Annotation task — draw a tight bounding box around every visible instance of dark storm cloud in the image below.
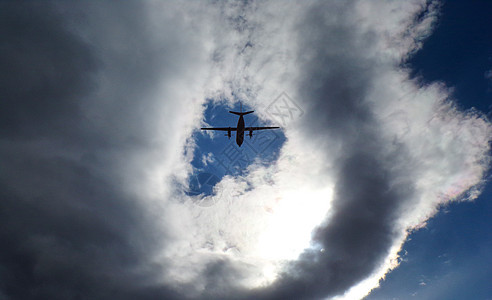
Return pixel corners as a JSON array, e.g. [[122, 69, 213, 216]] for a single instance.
[[0, 2, 182, 299], [0, 2, 97, 139], [0, 150, 181, 299]]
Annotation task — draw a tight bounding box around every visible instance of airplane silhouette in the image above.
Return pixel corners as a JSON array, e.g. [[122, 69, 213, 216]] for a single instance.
[[201, 104, 279, 147]]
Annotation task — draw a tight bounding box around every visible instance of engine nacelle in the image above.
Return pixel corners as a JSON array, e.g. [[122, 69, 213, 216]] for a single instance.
[[249, 130, 253, 138], [228, 128, 232, 139]]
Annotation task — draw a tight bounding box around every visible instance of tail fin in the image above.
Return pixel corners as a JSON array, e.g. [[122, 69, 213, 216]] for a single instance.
[[229, 111, 254, 116]]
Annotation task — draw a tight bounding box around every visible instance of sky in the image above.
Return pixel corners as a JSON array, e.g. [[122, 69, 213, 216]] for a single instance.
[[366, 1, 492, 299], [0, 1, 490, 300]]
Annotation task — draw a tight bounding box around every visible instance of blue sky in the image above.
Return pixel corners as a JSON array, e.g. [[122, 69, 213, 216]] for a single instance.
[[189, 100, 285, 198], [367, 188, 492, 299], [367, 2, 492, 299], [410, 1, 492, 114]]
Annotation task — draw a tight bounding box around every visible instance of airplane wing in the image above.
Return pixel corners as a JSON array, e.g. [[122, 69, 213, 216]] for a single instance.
[[244, 127, 280, 131], [201, 127, 237, 131]]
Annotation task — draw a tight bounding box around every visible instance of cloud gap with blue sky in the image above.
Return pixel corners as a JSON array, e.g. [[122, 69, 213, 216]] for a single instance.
[[186, 98, 286, 205]]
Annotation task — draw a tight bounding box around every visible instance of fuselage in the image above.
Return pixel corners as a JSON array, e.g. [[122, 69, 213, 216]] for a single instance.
[[236, 115, 245, 146]]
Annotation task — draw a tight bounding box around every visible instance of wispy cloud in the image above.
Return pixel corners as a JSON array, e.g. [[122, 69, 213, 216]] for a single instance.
[[485, 70, 492, 81]]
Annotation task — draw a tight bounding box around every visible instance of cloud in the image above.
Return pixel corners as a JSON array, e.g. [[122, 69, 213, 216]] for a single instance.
[[0, 1, 209, 299], [486, 70, 492, 81], [0, 2, 97, 139], [0, 1, 490, 300]]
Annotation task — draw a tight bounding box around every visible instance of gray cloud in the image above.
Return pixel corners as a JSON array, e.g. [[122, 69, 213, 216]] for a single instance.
[[0, 2, 183, 299], [0, 2, 97, 139], [0, 154, 180, 299], [0, 1, 490, 300], [234, 3, 417, 299]]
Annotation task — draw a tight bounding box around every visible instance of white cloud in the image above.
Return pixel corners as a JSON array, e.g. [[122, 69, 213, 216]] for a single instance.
[[201, 153, 215, 166]]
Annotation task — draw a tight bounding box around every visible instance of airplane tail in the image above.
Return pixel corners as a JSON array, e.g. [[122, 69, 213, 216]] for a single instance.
[[229, 102, 253, 116], [229, 111, 254, 116]]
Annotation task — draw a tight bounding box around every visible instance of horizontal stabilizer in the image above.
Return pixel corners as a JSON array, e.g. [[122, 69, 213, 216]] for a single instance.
[[229, 111, 254, 116]]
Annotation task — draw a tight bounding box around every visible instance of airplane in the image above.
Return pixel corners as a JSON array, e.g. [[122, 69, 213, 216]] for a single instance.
[[201, 104, 280, 147]]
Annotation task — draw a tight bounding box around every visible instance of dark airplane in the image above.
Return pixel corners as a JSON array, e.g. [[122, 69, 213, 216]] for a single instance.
[[201, 104, 279, 147]]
